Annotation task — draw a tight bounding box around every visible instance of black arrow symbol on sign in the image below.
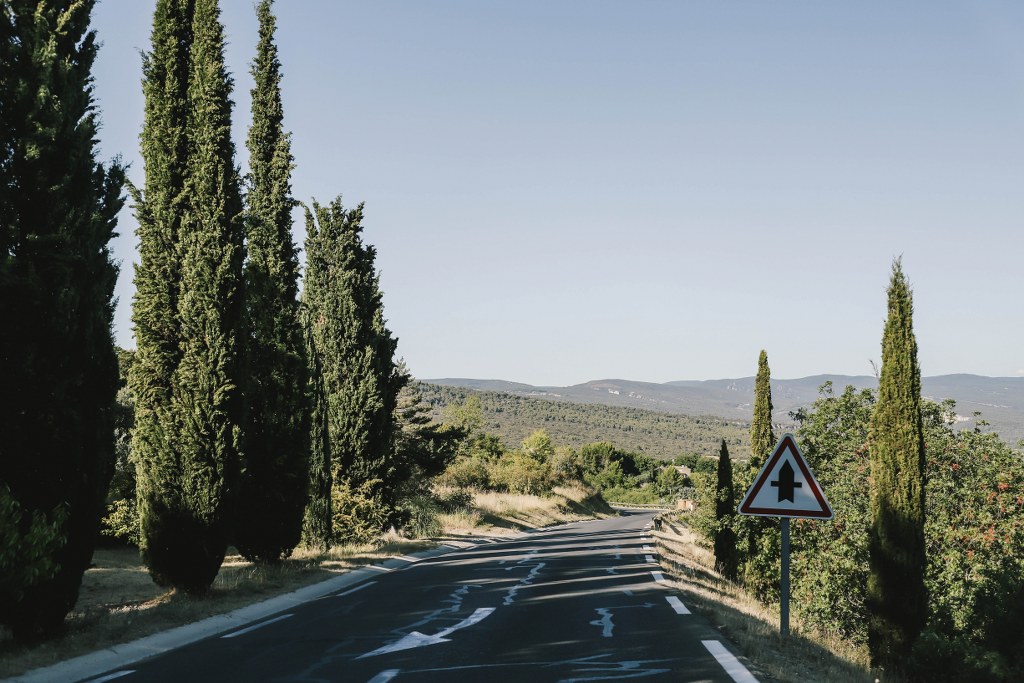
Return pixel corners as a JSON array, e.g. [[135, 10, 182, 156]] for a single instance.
[[771, 461, 802, 503]]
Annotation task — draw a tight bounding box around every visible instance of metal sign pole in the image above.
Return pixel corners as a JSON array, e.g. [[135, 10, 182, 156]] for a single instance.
[[780, 517, 790, 636]]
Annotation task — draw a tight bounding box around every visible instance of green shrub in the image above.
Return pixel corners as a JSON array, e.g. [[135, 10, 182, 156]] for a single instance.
[[331, 479, 392, 544], [0, 485, 66, 602], [488, 452, 552, 495], [437, 455, 491, 489]]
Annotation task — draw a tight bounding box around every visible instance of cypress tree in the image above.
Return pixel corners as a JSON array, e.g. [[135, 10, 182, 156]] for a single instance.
[[0, 0, 125, 640], [713, 440, 739, 581], [741, 349, 777, 596], [302, 199, 402, 540], [750, 349, 775, 472], [867, 259, 927, 667], [132, 0, 243, 593], [234, 0, 309, 563]]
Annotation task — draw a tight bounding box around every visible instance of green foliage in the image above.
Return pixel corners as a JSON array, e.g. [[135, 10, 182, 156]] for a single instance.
[[235, 0, 309, 565], [914, 406, 1024, 680], [437, 455, 492, 490], [868, 259, 927, 667], [783, 381, 1024, 681], [132, 0, 244, 594], [0, 0, 124, 640], [331, 479, 393, 545], [788, 382, 874, 644], [302, 198, 403, 541], [750, 350, 776, 472], [713, 440, 739, 581], [738, 349, 777, 598], [488, 455, 551, 496], [100, 349, 139, 545], [0, 486, 67, 604]]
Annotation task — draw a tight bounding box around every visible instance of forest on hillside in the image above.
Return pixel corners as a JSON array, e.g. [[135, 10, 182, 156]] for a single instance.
[[419, 383, 751, 461]]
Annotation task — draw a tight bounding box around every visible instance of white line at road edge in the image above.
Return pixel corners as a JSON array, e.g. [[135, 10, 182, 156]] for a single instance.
[[84, 672, 135, 683], [367, 669, 400, 683], [651, 571, 667, 583], [220, 613, 293, 639], [336, 581, 377, 597], [665, 596, 691, 615], [703, 640, 759, 683]]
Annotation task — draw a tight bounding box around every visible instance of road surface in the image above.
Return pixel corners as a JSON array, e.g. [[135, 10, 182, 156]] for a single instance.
[[82, 512, 758, 682]]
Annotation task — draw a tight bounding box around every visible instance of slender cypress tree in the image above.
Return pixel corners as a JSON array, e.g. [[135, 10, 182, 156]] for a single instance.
[[0, 0, 125, 640], [302, 199, 401, 540], [750, 350, 775, 472], [132, 0, 243, 593], [713, 440, 739, 581], [740, 349, 777, 596], [235, 0, 309, 563], [867, 259, 927, 667]]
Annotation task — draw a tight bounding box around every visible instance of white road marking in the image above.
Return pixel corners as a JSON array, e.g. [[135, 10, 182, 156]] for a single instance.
[[645, 555, 655, 564], [504, 562, 545, 605], [336, 581, 376, 597], [367, 669, 400, 683], [359, 608, 496, 659], [590, 608, 614, 638], [651, 571, 667, 583], [84, 672, 135, 683], [642, 545, 654, 552], [703, 640, 759, 682], [605, 567, 618, 575], [665, 596, 691, 615], [220, 613, 293, 638]]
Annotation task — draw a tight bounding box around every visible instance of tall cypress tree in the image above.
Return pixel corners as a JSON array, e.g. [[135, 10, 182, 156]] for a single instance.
[[750, 349, 775, 472], [867, 259, 927, 667], [302, 199, 402, 540], [132, 0, 243, 593], [740, 349, 777, 596], [235, 0, 309, 563], [713, 439, 739, 581], [0, 0, 125, 640]]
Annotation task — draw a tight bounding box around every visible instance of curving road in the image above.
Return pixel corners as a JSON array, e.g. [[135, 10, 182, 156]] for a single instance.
[[81, 512, 759, 683]]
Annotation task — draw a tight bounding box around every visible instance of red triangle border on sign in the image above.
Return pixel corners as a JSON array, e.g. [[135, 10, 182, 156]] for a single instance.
[[738, 434, 833, 519]]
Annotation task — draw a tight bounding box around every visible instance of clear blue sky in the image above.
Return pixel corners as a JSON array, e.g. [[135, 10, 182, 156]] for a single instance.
[[91, 1, 1024, 386]]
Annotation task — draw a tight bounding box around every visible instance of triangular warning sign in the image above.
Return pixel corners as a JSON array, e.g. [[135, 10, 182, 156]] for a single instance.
[[738, 434, 833, 519]]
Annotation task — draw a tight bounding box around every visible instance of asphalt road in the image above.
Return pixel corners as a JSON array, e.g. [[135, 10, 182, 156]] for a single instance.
[[82, 512, 758, 683]]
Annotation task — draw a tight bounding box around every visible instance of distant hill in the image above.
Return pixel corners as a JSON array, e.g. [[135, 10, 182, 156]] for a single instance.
[[427, 374, 1024, 447], [418, 383, 752, 461]]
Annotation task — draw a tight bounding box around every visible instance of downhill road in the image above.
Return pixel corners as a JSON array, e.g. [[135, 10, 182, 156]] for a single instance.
[[82, 512, 759, 683]]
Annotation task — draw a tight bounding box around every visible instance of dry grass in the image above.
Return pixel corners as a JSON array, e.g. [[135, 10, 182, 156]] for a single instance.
[[440, 485, 613, 536], [653, 513, 877, 683], [0, 538, 433, 680]]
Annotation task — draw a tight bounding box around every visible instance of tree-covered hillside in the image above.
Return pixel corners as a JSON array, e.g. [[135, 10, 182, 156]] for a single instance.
[[419, 384, 751, 460]]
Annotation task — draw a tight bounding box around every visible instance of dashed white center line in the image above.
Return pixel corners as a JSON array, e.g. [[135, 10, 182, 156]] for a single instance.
[[645, 554, 656, 564], [221, 613, 293, 639], [703, 640, 759, 682], [665, 595, 691, 615], [367, 669, 400, 683]]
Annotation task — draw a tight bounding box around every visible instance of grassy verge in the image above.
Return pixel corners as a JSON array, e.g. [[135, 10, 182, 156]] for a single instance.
[[0, 485, 612, 679], [439, 484, 615, 536], [652, 512, 875, 683]]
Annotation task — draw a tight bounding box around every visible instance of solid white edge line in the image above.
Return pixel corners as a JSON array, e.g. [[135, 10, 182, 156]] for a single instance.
[[651, 571, 667, 583], [645, 555, 655, 564], [336, 581, 377, 597], [665, 595, 691, 615], [367, 669, 401, 683], [702, 639, 759, 683], [84, 672, 135, 683], [220, 613, 293, 639]]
